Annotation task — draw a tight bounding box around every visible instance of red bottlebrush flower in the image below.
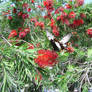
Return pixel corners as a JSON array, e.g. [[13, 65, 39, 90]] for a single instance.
[[62, 12, 67, 17], [30, 18, 37, 22], [35, 55, 49, 67], [37, 5, 41, 8], [73, 19, 84, 26], [13, 8, 17, 13], [39, 22, 44, 29], [55, 9, 59, 14], [57, 16, 61, 21], [69, 24, 75, 28], [46, 50, 58, 59], [73, 20, 78, 26], [80, 13, 86, 18], [52, 28, 59, 37], [52, 26, 59, 36], [35, 21, 44, 29], [18, 27, 22, 31], [69, 19, 84, 28], [44, 15, 48, 19], [87, 28, 92, 38], [60, 14, 69, 25], [18, 12, 22, 16], [19, 31, 26, 38], [59, 7, 64, 12], [8, 10, 11, 13], [63, 19, 70, 25], [44, 12, 52, 19], [69, 11, 76, 18], [35, 21, 39, 27], [43, 0, 54, 12], [8, 16, 12, 20], [36, 43, 41, 48], [76, 0, 84, 6], [27, 8, 31, 12], [61, 14, 64, 21], [65, 4, 72, 9], [50, 19, 55, 28], [31, 0, 35, 3], [43, 1, 47, 6], [22, 13, 29, 19], [55, 7, 64, 14], [24, 28, 30, 34], [79, 19, 84, 24], [27, 44, 34, 49], [22, 3, 28, 9], [35, 49, 58, 68], [35, 71, 42, 81], [67, 47, 74, 53], [37, 49, 46, 54], [8, 30, 17, 39]]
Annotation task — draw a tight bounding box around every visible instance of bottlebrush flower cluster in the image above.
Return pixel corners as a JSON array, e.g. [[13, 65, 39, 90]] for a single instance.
[[43, 0, 54, 12], [66, 47, 74, 53], [27, 43, 34, 49], [7, 2, 31, 20], [34, 49, 58, 68], [87, 28, 92, 38], [5, 0, 86, 40], [35, 21, 44, 30], [50, 19, 59, 36], [8, 30, 17, 39], [30, 18, 44, 30], [42, 0, 85, 37], [75, 0, 84, 7], [8, 28, 30, 39], [69, 19, 84, 28], [6, 1, 33, 40], [3, 0, 88, 54], [55, 7, 85, 28]]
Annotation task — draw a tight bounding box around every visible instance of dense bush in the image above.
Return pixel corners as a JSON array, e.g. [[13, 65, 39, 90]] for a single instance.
[[0, 0, 92, 92]]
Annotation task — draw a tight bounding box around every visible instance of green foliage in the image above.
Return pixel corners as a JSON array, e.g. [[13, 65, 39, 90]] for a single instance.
[[0, 0, 92, 92]]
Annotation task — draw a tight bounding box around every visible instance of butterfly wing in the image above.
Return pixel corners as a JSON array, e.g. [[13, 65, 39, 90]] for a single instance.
[[50, 40, 60, 51], [60, 33, 72, 44], [46, 31, 72, 51], [46, 30, 54, 40], [55, 42, 61, 50], [46, 30, 61, 51]]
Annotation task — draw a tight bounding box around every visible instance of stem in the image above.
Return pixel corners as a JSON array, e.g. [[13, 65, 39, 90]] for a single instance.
[[2, 68, 7, 92], [0, 34, 12, 46]]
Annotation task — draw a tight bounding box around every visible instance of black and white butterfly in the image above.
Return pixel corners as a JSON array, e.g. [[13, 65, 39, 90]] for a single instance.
[[46, 30, 72, 51]]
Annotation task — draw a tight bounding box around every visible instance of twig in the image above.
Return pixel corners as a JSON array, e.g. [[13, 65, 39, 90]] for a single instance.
[[86, 74, 92, 86], [0, 34, 12, 46], [79, 69, 89, 92]]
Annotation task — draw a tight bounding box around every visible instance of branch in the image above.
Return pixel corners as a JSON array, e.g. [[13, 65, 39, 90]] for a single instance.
[[79, 69, 89, 92], [0, 34, 12, 46]]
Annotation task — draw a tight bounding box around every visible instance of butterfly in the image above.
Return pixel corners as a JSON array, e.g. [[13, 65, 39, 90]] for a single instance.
[[46, 30, 72, 51]]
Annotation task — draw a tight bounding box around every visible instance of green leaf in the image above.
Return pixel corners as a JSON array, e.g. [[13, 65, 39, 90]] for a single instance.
[[59, 52, 69, 62], [82, 84, 88, 92], [25, 48, 38, 53], [88, 48, 92, 57]]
